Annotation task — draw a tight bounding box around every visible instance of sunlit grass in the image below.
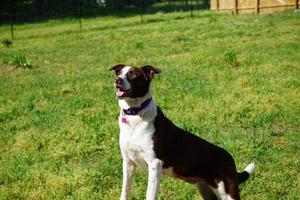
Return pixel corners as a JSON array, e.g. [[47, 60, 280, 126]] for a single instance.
[[0, 10, 299, 199]]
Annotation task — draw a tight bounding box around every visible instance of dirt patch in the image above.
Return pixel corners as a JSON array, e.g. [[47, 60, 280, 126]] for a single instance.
[[272, 136, 287, 145], [0, 64, 24, 73]]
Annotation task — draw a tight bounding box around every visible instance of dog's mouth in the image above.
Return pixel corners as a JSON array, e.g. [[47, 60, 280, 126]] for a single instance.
[[116, 85, 131, 98]]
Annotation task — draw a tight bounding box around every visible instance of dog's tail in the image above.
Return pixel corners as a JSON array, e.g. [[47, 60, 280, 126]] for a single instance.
[[238, 162, 255, 184]]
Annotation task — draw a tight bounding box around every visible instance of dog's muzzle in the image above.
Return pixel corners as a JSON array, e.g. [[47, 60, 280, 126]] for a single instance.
[[115, 77, 131, 98]]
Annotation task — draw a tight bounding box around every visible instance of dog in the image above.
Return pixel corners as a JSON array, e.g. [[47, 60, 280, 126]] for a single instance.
[[110, 64, 255, 200]]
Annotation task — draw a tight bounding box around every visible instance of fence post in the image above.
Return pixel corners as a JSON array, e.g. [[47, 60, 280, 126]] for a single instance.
[[79, 0, 82, 31], [10, 0, 15, 39], [141, 0, 144, 23], [10, 23, 14, 39], [59, 0, 62, 17], [256, 0, 260, 14], [190, 0, 194, 18], [233, 0, 238, 14], [296, 0, 299, 9], [216, 0, 219, 11]]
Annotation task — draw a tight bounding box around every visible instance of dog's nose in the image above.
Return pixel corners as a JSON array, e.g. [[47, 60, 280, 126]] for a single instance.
[[115, 77, 123, 85]]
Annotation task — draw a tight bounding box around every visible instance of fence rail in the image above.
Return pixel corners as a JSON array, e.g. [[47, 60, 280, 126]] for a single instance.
[[211, 0, 299, 14]]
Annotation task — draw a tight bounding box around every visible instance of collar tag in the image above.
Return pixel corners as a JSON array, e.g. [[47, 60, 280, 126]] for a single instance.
[[121, 111, 127, 123]]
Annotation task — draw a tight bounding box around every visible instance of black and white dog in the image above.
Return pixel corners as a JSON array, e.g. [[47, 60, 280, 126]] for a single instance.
[[110, 64, 255, 200]]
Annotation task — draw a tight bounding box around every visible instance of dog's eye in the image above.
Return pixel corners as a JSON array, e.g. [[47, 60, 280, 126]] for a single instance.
[[131, 74, 138, 79], [127, 73, 138, 80]]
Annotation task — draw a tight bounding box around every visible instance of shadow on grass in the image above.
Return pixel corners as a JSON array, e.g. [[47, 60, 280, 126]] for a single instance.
[[1, 0, 210, 25]]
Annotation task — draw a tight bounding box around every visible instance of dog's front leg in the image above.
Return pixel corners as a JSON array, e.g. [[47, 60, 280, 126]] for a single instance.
[[120, 159, 135, 200], [146, 159, 163, 200]]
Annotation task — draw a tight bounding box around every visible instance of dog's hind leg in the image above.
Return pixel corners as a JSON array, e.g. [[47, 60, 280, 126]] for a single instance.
[[209, 180, 240, 200], [198, 184, 219, 200]]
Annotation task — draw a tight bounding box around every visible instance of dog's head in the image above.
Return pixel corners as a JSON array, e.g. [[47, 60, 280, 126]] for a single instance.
[[109, 64, 160, 99]]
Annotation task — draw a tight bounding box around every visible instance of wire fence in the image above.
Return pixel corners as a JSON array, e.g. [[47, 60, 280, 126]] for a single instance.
[[0, 0, 209, 39]]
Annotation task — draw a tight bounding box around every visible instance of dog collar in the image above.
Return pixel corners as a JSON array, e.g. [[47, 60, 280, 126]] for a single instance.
[[122, 98, 152, 115]]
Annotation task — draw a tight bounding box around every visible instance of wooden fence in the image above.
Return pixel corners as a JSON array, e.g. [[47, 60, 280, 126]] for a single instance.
[[211, 0, 299, 14]]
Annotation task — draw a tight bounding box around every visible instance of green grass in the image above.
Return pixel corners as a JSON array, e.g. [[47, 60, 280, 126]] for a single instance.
[[0, 10, 299, 200]]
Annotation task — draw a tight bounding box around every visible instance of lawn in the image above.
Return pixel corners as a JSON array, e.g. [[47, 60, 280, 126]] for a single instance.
[[0, 9, 299, 200]]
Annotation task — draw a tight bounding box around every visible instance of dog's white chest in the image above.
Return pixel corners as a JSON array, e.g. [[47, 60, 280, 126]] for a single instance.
[[119, 115, 156, 170], [127, 143, 148, 169]]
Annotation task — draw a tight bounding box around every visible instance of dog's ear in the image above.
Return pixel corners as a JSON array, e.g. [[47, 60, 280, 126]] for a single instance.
[[109, 64, 126, 75], [141, 65, 161, 80]]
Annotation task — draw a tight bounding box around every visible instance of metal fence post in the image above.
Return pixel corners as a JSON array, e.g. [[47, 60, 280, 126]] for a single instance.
[[141, 0, 145, 23], [10, 0, 15, 39], [59, 0, 62, 17], [10, 23, 14, 39], [79, 0, 82, 31], [190, 0, 194, 18]]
